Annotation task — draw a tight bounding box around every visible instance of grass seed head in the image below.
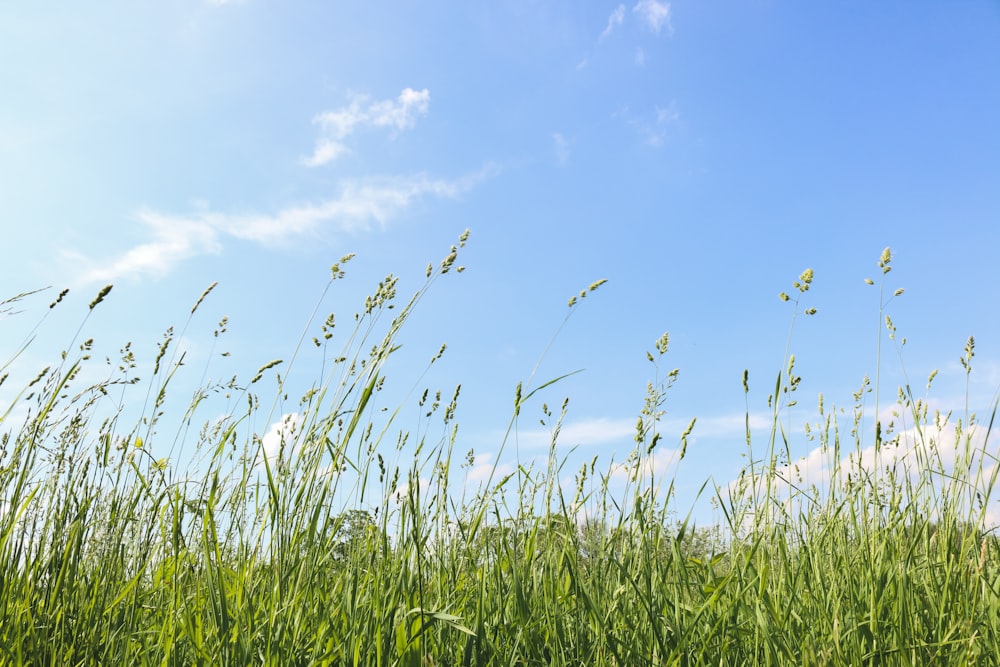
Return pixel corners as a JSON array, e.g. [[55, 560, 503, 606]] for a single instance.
[[88, 284, 113, 309], [588, 278, 608, 293], [654, 331, 669, 355], [251, 358, 284, 384], [191, 281, 218, 314], [879, 246, 892, 271], [48, 288, 70, 309]]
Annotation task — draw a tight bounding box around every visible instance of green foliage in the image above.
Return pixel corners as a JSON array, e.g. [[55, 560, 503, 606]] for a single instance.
[[0, 239, 998, 665]]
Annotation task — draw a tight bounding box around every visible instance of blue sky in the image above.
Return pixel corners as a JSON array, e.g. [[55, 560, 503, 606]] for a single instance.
[[3, 1, 999, 524]]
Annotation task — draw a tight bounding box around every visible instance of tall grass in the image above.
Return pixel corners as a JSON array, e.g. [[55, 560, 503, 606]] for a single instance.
[[1, 236, 997, 665]]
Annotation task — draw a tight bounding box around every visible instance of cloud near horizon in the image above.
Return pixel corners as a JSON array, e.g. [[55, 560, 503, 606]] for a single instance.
[[260, 412, 303, 464], [725, 419, 1000, 527], [69, 166, 495, 285], [465, 452, 515, 486], [303, 88, 431, 167], [608, 445, 682, 483], [509, 411, 770, 452], [514, 416, 636, 450]]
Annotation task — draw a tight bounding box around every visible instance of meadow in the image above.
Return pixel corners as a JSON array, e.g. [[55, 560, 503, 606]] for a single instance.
[[1, 233, 997, 666]]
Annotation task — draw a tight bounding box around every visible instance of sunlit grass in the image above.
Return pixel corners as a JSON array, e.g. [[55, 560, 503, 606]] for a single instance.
[[1, 237, 997, 665]]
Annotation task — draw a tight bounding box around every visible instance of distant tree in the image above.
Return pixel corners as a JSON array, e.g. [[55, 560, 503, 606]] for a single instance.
[[332, 509, 378, 563]]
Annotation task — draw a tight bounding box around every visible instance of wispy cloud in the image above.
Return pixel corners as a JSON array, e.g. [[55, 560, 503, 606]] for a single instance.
[[609, 445, 682, 482], [615, 101, 680, 147], [301, 138, 349, 168], [507, 411, 767, 453], [64, 210, 223, 284], [646, 103, 680, 146], [552, 132, 572, 166], [465, 452, 515, 486], [686, 412, 771, 439], [633, 0, 673, 35], [515, 416, 636, 450], [303, 88, 430, 167], [70, 166, 495, 284], [209, 172, 478, 243], [599, 4, 626, 41]]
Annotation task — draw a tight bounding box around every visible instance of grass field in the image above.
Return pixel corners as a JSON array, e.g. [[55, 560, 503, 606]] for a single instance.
[[1, 235, 998, 665]]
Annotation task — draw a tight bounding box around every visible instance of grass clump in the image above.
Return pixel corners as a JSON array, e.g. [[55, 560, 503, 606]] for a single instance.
[[0, 236, 998, 665]]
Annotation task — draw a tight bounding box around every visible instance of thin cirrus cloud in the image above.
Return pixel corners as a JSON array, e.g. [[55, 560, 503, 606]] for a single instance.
[[62, 212, 224, 284], [66, 87, 488, 285], [552, 132, 572, 166], [614, 101, 680, 147], [509, 411, 770, 451], [70, 166, 495, 285], [514, 416, 637, 450], [633, 0, 672, 35], [598, 1, 672, 42], [599, 4, 626, 40], [302, 88, 431, 167]]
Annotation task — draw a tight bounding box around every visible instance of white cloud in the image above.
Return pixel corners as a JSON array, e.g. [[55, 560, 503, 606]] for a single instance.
[[71, 210, 223, 284], [635, 47, 646, 66], [210, 172, 476, 243], [301, 138, 349, 167], [617, 100, 680, 147], [304, 88, 430, 167], [725, 418, 1000, 529], [393, 476, 430, 503], [315, 88, 430, 138], [560, 417, 637, 444], [656, 103, 680, 124], [599, 4, 626, 40], [609, 446, 682, 482], [465, 452, 515, 485], [552, 132, 572, 166], [687, 412, 771, 438], [260, 412, 303, 466], [633, 0, 673, 35], [368, 87, 431, 132], [70, 166, 494, 284], [516, 416, 636, 450], [508, 411, 766, 453]]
